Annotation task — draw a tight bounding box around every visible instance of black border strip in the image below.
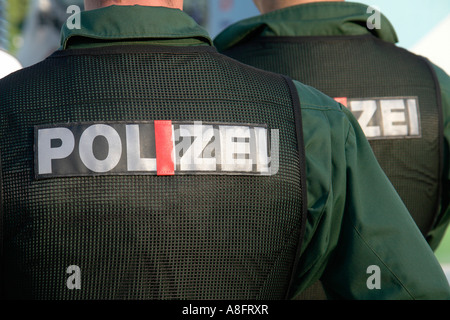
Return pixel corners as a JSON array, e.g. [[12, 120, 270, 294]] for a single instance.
[[281, 75, 308, 299]]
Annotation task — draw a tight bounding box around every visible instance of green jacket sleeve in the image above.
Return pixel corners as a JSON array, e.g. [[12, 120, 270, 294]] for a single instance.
[[290, 81, 450, 299], [427, 64, 450, 250]]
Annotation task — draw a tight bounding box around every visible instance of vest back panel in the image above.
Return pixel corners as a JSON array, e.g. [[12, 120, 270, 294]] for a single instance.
[[224, 35, 442, 238], [0, 45, 306, 299]]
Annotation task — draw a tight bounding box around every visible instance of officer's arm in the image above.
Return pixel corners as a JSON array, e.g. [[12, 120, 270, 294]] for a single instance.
[[290, 81, 450, 299], [322, 106, 450, 299], [427, 64, 450, 250]]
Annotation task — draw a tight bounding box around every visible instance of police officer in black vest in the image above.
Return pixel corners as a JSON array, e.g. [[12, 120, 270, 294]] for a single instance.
[[215, 0, 450, 250], [1, 0, 449, 300], [215, 0, 450, 299]]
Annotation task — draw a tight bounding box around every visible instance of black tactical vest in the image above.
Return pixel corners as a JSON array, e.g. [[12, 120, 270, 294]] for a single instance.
[[223, 34, 443, 239], [0, 45, 307, 299]]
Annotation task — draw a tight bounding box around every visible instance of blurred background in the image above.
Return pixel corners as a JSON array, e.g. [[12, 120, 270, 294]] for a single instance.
[[1, 0, 449, 71], [1, 0, 449, 280]]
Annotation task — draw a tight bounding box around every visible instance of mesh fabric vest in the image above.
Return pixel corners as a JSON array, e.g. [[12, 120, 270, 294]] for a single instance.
[[223, 34, 443, 239], [0, 45, 307, 299]]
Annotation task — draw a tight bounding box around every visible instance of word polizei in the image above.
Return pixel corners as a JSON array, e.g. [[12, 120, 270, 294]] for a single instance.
[[35, 121, 279, 178]]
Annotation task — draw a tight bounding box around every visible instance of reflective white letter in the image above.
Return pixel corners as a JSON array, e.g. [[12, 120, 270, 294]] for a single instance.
[[79, 124, 122, 173], [220, 126, 252, 172], [350, 100, 381, 138], [380, 99, 408, 136], [38, 128, 75, 174], [126, 125, 156, 171]]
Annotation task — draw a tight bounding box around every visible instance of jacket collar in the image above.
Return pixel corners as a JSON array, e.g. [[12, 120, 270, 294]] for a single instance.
[[214, 1, 398, 51], [61, 5, 213, 49]]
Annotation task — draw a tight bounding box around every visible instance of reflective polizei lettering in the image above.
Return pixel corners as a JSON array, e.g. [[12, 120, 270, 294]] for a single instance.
[[35, 121, 278, 178], [336, 97, 421, 139]]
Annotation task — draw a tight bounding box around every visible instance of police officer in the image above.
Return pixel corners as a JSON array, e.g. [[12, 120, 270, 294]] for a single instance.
[[214, 0, 450, 299], [214, 0, 450, 251], [1, 0, 449, 300]]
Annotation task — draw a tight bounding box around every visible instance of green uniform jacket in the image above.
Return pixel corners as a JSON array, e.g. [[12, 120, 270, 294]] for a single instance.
[[5, 5, 450, 299], [214, 1, 450, 252]]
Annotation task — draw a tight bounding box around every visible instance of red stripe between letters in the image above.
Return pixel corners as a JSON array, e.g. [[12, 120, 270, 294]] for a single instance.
[[154, 120, 175, 176]]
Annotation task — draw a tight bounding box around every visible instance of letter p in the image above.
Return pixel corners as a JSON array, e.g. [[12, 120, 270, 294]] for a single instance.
[[38, 128, 75, 175]]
